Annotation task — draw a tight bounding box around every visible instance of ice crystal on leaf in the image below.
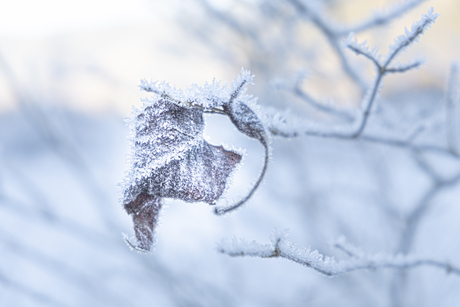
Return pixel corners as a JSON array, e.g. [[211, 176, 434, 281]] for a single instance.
[[121, 69, 269, 253], [139, 68, 254, 110]]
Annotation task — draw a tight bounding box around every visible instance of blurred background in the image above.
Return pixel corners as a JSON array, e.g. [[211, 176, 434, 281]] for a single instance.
[[1, 0, 460, 306]]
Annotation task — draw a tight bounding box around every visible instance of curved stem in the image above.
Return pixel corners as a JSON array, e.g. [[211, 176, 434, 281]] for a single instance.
[[214, 138, 269, 215]]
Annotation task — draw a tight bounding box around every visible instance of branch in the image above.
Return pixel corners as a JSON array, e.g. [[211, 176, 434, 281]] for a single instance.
[[218, 232, 460, 277], [345, 34, 382, 69], [288, 0, 367, 90], [273, 71, 355, 122], [411, 149, 443, 183], [398, 171, 460, 255], [386, 60, 423, 74], [446, 63, 460, 154], [340, 0, 427, 35], [0, 272, 70, 307], [289, 0, 428, 91]]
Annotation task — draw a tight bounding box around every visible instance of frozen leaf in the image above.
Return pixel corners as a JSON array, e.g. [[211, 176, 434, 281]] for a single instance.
[[124, 193, 162, 253], [121, 98, 242, 252], [224, 100, 267, 146], [121, 69, 270, 251]]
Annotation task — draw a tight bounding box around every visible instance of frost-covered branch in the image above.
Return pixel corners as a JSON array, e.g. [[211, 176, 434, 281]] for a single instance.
[[218, 232, 460, 277], [266, 8, 439, 141], [384, 8, 439, 67]]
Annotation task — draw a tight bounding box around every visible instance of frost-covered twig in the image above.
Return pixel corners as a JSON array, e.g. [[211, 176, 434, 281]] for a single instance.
[[384, 8, 438, 67], [347, 7, 437, 136], [218, 232, 460, 277]]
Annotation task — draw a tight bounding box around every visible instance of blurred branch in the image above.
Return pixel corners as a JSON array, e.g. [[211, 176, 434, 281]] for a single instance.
[[446, 63, 459, 155], [0, 51, 120, 233], [273, 70, 355, 122], [340, 0, 427, 35], [287, 0, 425, 91], [288, 0, 366, 90], [0, 271, 70, 307], [398, 172, 460, 255], [391, 168, 460, 306], [0, 226, 132, 307]]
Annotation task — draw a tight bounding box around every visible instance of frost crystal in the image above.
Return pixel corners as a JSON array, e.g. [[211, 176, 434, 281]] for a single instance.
[[139, 68, 254, 110]]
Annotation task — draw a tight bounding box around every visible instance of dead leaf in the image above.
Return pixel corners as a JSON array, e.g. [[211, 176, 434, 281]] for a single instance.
[[121, 98, 242, 253]]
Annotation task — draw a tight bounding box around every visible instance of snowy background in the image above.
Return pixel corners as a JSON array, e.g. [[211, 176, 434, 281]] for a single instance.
[[1, 0, 460, 306]]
